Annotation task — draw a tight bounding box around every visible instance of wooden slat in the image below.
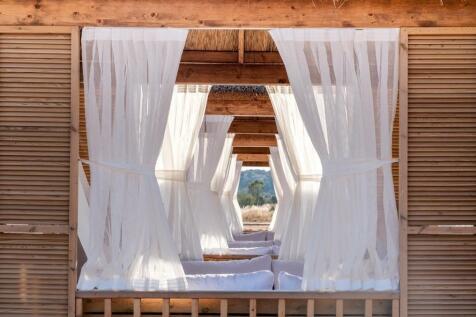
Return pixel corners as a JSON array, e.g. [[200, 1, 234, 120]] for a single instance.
[[163, 298, 170, 317], [191, 298, 199, 317], [75, 298, 83, 317], [278, 299, 285, 317], [306, 299, 314, 317], [249, 299, 257, 317], [392, 299, 400, 317], [220, 299, 228, 317], [104, 298, 111, 317], [133, 298, 141, 317], [233, 134, 277, 147], [365, 299, 373, 317], [336, 299, 344, 317], [232, 147, 270, 155], [237, 153, 268, 162], [229, 117, 277, 134]]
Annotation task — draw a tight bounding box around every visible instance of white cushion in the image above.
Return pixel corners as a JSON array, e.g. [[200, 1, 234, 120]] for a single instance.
[[228, 240, 274, 248], [277, 271, 302, 290], [266, 231, 275, 241], [186, 270, 274, 291], [271, 260, 303, 286], [233, 231, 267, 241], [205, 246, 275, 256], [182, 255, 272, 275]]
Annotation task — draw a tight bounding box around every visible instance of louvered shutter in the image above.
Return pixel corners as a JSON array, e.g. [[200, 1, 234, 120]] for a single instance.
[[400, 27, 476, 317], [0, 26, 79, 317]]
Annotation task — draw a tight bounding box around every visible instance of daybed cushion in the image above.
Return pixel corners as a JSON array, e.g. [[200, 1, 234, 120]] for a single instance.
[[266, 231, 275, 241], [182, 255, 272, 275], [228, 240, 274, 248], [277, 271, 302, 291], [271, 260, 303, 286], [233, 231, 267, 241], [205, 246, 275, 256], [186, 270, 274, 291]]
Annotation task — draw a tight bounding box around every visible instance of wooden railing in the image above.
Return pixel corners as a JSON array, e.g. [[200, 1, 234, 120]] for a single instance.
[[76, 291, 399, 317]]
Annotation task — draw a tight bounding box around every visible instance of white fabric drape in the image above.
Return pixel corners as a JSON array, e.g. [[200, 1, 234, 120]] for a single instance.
[[188, 115, 234, 250], [221, 155, 244, 235], [78, 162, 91, 257], [268, 148, 282, 232], [271, 28, 399, 291], [268, 144, 295, 241], [267, 86, 322, 261], [78, 27, 188, 290], [156, 85, 210, 260]]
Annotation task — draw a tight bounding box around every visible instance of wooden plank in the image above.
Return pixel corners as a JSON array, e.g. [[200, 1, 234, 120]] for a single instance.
[[233, 134, 277, 147], [365, 299, 373, 317], [206, 99, 274, 116], [2, 1, 476, 27], [191, 298, 199, 317], [75, 298, 83, 317], [177, 63, 288, 84], [392, 299, 400, 317], [306, 299, 314, 317], [232, 147, 270, 155], [237, 153, 268, 162], [249, 299, 257, 317], [336, 300, 344, 317], [229, 118, 277, 134], [133, 298, 141, 317], [399, 27, 409, 317], [238, 30, 245, 64], [163, 298, 170, 317], [408, 225, 476, 235], [220, 299, 228, 317], [242, 161, 269, 167], [104, 299, 112, 317], [68, 25, 80, 317], [0, 223, 69, 234], [278, 299, 285, 317]]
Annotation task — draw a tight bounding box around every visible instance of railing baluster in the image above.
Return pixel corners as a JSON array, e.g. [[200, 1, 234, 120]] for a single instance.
[[306, 299, 314, 317], [392, 299, 400, 317], [104, 298, 112, 317], [75, 298, 83, 317], [220, 299, 228, 317], [278, 299, 285, 317], [133, 298, 141, 317], [191, 298, 199, 317], [336, 299, 343, 317], [163, 298, 170, 317], [249, 299, 257, 317], [365, 299, 372, 317]]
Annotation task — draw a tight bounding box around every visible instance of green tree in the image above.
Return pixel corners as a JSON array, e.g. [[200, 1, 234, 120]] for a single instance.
[[248, 180, 264, 205]]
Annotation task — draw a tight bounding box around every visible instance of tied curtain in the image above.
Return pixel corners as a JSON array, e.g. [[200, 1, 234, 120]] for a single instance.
[[156, 85, 210, 261], [267, 86, 322, 261], [270, 28, 399, 290], [78, 27, 188, 291], [268, 143, 296, 241], [188, 116, 234, 250], [221, 154, 244, 235]]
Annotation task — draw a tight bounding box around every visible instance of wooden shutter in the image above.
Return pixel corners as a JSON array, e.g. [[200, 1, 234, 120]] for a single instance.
[[400, 27, 476, 317], [0, 26, 79, 317]]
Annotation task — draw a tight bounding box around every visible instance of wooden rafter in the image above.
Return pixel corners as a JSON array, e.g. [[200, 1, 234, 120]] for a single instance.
[[233, 147, 270, 155], [229, 117, 277, 134], [206, 99, 274, 116], [237, 153, 269, 162], [238, 30, 245, 64], [233, 134, 277, 147], [242, 161, 269, 167]]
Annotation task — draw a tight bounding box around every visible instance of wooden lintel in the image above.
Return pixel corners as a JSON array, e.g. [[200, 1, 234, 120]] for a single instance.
[[233, 134, 277, 147], [229, 118, 277, 134], [177, 63, 288, 84], [237, 153, 269, 162], [3, 1, 475, 27], [233, 147, 270, 155], [206, 99, 274, 116]]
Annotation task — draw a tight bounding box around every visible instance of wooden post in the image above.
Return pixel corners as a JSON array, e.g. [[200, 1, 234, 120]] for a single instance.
[[399, 27, 409, 317], [365, 299, 372, 317], [75, 298, 83, 317], [306, 299, 315, 317], [163, 299, 170, 317], [191, 298, 199, 317], [336, 300, 343, 317], [278, 299, 285, 317], [249, 299, 257, 317], [220, 299, 228, 317], [392, 299, 400, 317], [133, 298, 141, 317], [104, 299, 112, 317]]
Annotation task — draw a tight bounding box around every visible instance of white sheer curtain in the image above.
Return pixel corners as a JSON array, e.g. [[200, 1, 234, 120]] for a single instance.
[[156, 85, 210, 260], [268, 148, 282, 232], [268, 144, 295, 241], [271, 28, 399, 290], [267, 86, 322, 260], [78, 162, 90, 257], [188, 115, 234, 250], [221, 154, 244, 236], [78, 27, 187, 291]]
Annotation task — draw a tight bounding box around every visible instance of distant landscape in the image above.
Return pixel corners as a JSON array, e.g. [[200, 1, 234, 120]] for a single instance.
[[238, 169, 276, 223]]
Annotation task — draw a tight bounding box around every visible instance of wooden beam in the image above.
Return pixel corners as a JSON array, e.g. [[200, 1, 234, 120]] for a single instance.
[[233, 147, 270, 155], [3, 1, 476, 27], [229, 118, 277, 134], [177, 63, 288, 84], [206, 98, 274, 116], [233, 134, 276, 147], [181, 51, 283, 65], [237, 153, 268, 162], [242, 161, 269, 167], [238, 30, 245, 64]]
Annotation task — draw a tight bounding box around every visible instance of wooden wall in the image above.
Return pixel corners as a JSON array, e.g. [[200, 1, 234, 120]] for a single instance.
[[400, 27, 476, 317], [0, 26, 79, 317]]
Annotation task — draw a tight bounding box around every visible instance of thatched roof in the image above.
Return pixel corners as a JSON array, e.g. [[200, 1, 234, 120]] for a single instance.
[[185, 30, 277, 52]]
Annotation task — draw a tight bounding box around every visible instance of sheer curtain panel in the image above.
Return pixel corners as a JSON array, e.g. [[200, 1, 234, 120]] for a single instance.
[[188, 116, 234, 250], [267, 86, 322, 261], [268, 148, 282, 233], [78, 27, 188, 291], [156, 85, 210, 260], [221, 155, 244, 235], [270, 28, 399, 291]]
